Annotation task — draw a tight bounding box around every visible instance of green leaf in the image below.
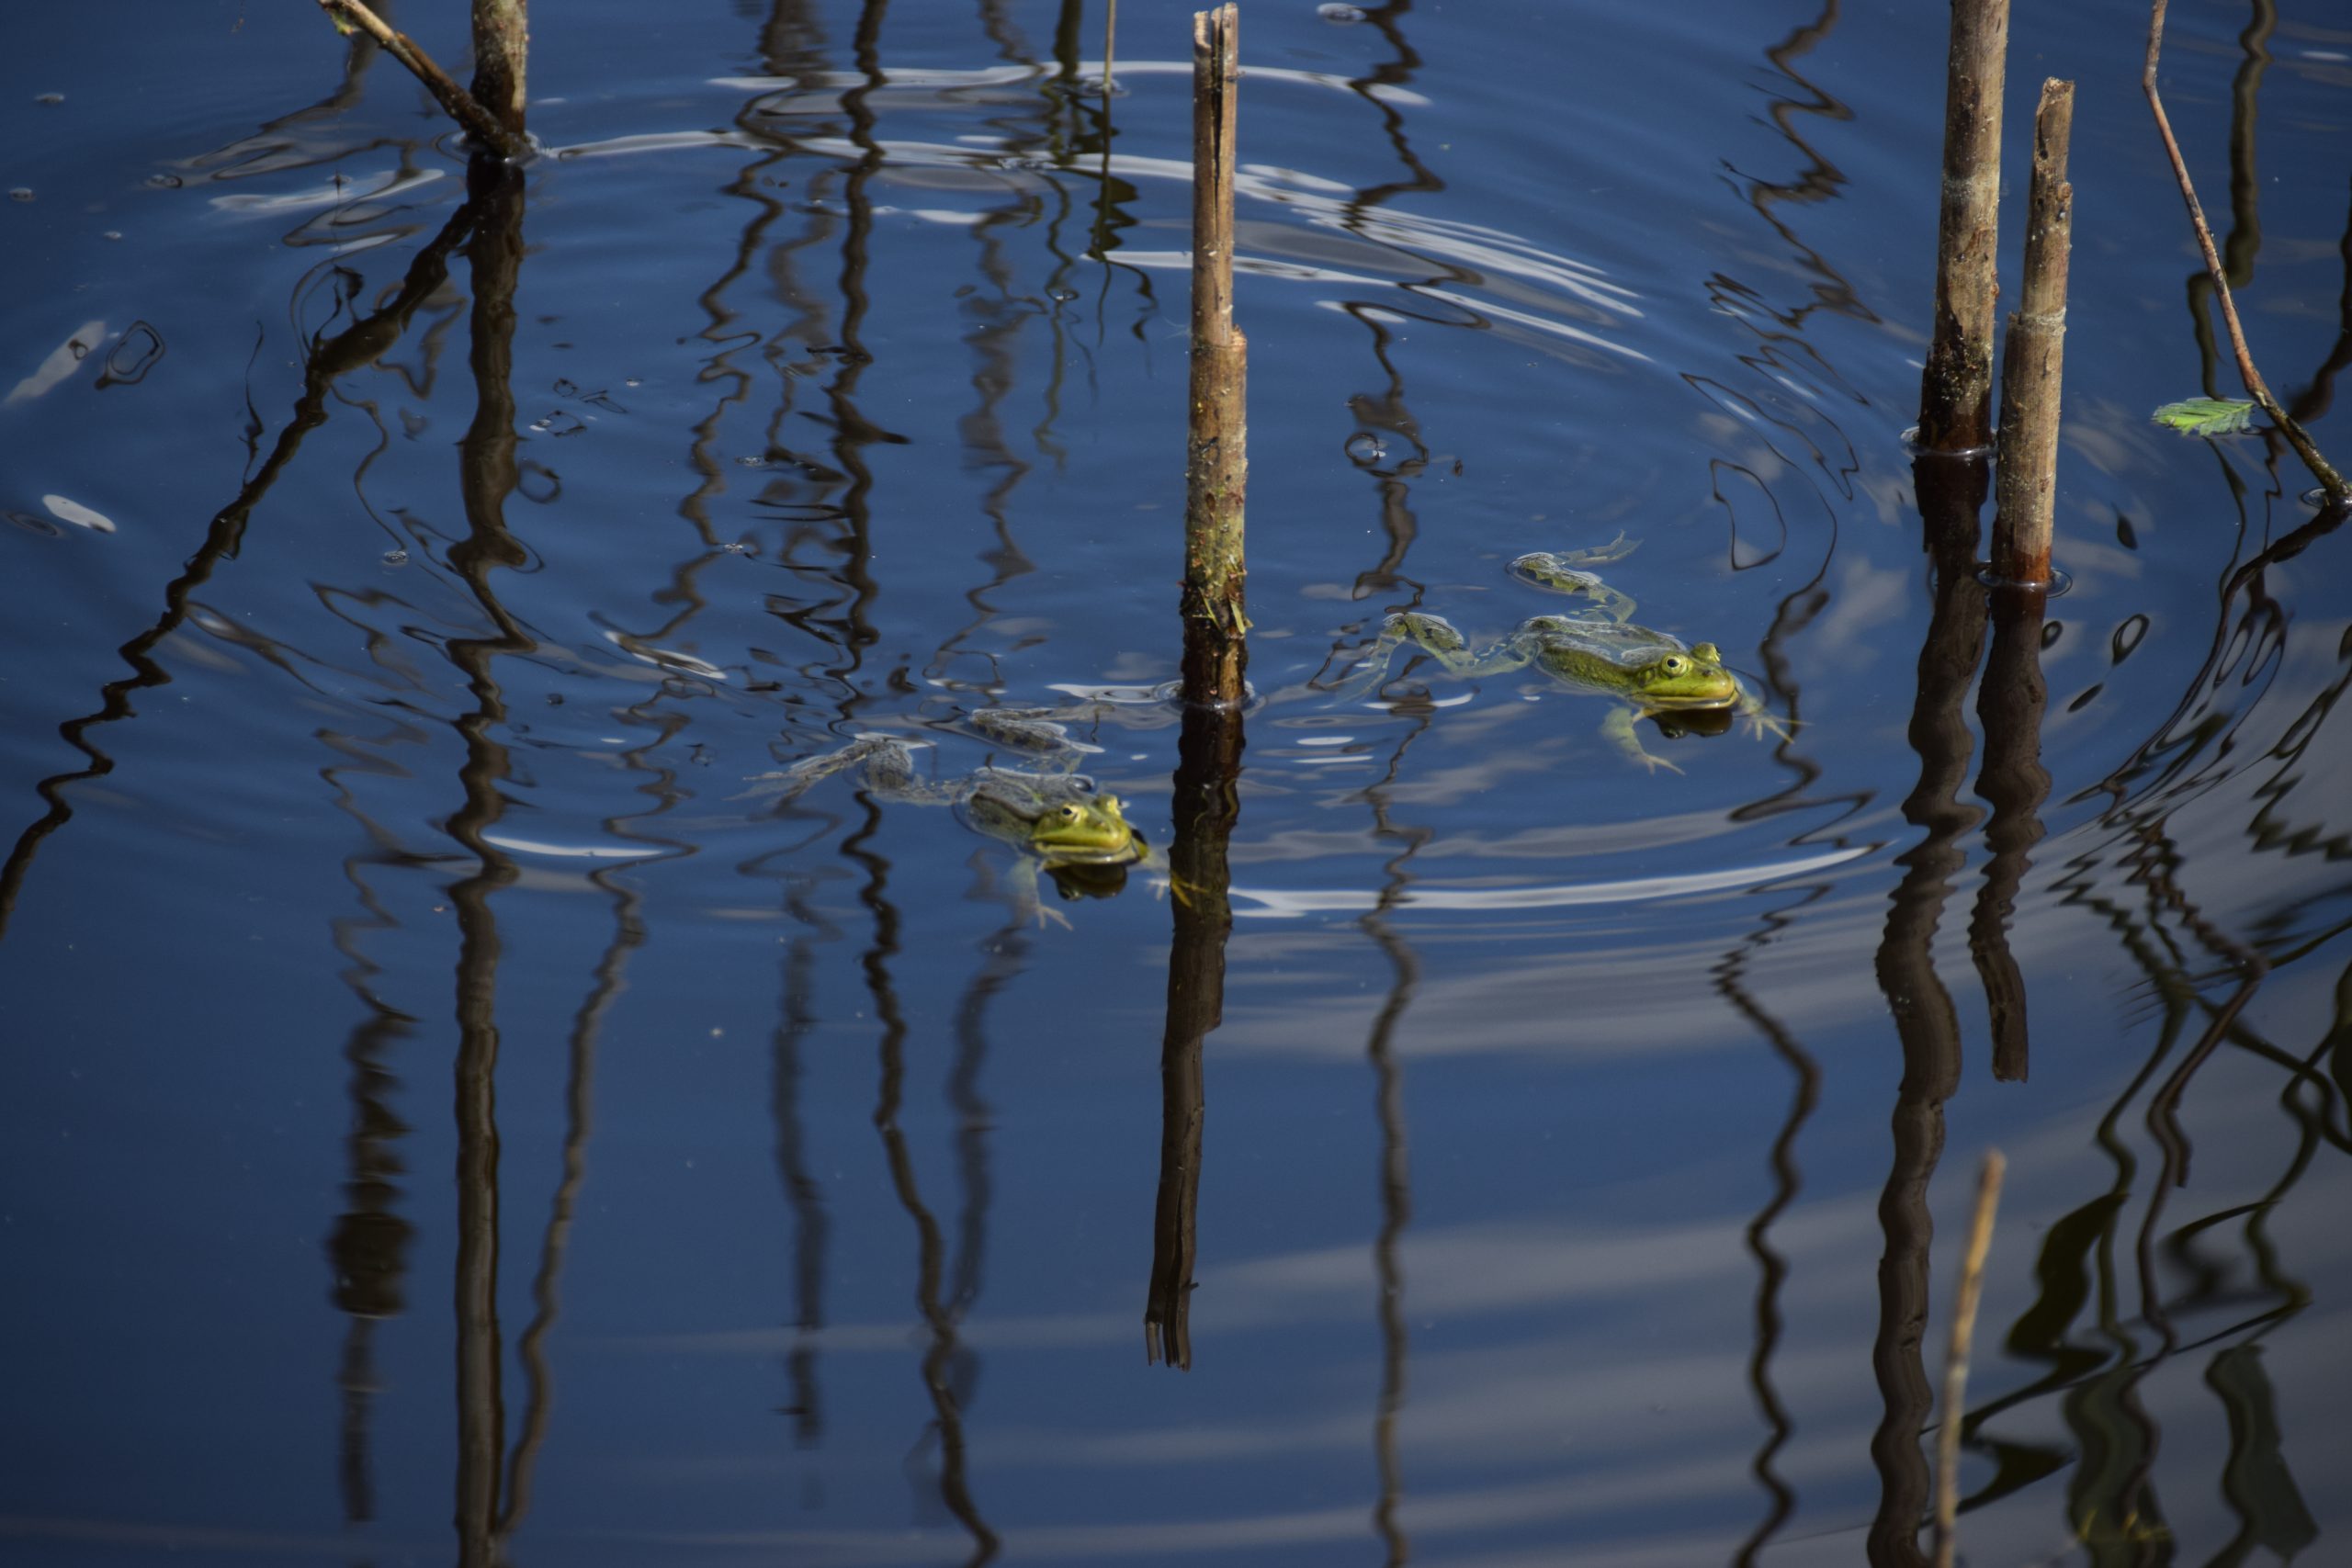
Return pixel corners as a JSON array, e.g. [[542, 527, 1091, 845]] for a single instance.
[[2152, 398, 2256, 437]]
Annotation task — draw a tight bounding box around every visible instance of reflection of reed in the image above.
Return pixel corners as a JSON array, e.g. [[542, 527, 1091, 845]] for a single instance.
[[326, 998, 415, 1526], [771, 889, 835, 1444], [0, 200, 477, 937], [1356, 714, 1431, 1566], [1967, 589, 2050, 1082], [850, 807, 1001, 1565], [1147, 704, 1244, 1370], [443, 156, 530, 1568], [1866, 454, 1986, 1568], [2186, 0, 2273, 400], [2284, 186, 2352, 425], [1713, 897, 1823, 1568], [1735, 3, 1871, 333], [499, 877, 641, 1534]]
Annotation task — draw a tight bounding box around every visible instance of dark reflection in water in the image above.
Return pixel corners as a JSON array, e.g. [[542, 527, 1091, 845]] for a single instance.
[[444, 154, 530, 1568], [502, 874, 639, 1535], [1714, 894, 1823, 1568], [10, 1, 2352, 1562], [1970, 585, 2049, 1084], [1147, 703, 1242, 1370], [1867, 451, 1985, 1568], [0, 206, 477, 935], [1354, 707, 1430, 1565], [326, 995, 413, 1527], [860, 820, 1001, 1564], [770, 887, 834, 1446]]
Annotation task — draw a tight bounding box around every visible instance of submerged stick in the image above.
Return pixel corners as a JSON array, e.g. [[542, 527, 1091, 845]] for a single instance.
[[1930, 1150, 2006, 1568], [1917, 0, 2011, 452], [313, 0, 530, 161], [1182, 5, 1249, 709], [1990, 80, 2075, 587], [2144, 0, 2348, 502]]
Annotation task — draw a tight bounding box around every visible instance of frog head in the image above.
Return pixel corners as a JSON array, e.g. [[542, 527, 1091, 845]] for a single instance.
[[1030, 792, 1140, 860], [1629, 641, 1738, 708]]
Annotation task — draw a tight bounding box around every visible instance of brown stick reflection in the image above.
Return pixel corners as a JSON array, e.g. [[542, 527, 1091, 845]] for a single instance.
[[771, 889, 835, 1446], [327, 997, 417, 1526], [443, 154, 531, 1568], [1355, 715, 1430, 1565], [1714, 898, 1824, 1568], [849, 807, 1001, 1565], [499, 877, 642, 1534], [1968, 589, 2050, 1082], [1146, 701, 1244, 1369], [0, 200, 478, 940], [1865, 452, 1987, 1568]]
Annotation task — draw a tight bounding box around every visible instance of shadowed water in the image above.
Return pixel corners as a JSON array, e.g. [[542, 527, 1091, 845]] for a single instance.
[[3, 2, 2350, 1565]]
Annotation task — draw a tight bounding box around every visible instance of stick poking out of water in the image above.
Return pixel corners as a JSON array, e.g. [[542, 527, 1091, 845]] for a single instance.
[[312, 0, 531, 161], [1917, 0, 2011, 453], [1931, 1150, 2006, 1568], [1989, 79, 2075, 589], [1182, 5, 1249, 710]]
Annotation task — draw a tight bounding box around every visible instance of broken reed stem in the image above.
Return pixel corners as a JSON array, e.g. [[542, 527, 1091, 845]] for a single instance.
[[1917, 0, 2012, 453], [469, 0, 530, 141], [1990, 80, 2075, 588], [2144, 0, 2348, 503], [313, 0, 530, 160], [1182, 5, 1249, 708], [1930, 1150, 2007, 1568]]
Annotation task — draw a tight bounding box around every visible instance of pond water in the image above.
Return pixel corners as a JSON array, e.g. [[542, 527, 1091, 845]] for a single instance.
[[6, 2, 2351, 1563]]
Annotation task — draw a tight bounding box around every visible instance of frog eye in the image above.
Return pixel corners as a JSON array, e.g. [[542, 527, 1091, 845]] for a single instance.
[[1058, 804, 1081, 821], [1661, 656, 1688, 675]]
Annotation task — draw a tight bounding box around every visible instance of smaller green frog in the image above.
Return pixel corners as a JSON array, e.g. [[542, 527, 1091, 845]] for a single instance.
[[1334, 536, 1790, 773], [748, 709, 1153, 923]]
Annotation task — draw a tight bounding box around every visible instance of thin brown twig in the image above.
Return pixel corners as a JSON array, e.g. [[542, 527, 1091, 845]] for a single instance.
[[2144, 0, 2347, 502], [1931, 1150, 2007, 1568], [313, 0, 532, 161]]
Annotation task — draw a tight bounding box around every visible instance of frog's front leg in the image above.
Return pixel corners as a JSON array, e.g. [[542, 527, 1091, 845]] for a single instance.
[[1003, 856, 1073, 931], [1601, 703, 1683, 773], [1734, 687, 1797, 745]]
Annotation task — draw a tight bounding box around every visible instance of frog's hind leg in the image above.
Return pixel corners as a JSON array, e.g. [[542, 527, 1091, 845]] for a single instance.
[[1506, 548, 1638, 624], [739, 734, 908, 804], [1329, 612, 1494, 703]]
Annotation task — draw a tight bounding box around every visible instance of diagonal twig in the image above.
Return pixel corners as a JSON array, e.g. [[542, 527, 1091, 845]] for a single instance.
[[2144, 0, 2347, 503], [314, 0, 531, 161]]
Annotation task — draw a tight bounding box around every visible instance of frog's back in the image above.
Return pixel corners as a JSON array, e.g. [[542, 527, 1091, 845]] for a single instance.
[[1523, 615, 1688, 664]]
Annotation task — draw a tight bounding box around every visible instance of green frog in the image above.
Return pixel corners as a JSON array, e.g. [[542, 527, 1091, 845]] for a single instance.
[[1334, 536, 1790, 773], [747, 709, 1152, 921]]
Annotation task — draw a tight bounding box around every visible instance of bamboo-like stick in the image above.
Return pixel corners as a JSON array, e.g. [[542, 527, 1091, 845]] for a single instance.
[[1930, 1150, 2007, 1568], [1182, 5, 1249, 709], [2144, 0, 2347, 503], [312, 0, 531, 161], [1990, 80, 2075, 587], [1917, 0, 2012, 453]]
